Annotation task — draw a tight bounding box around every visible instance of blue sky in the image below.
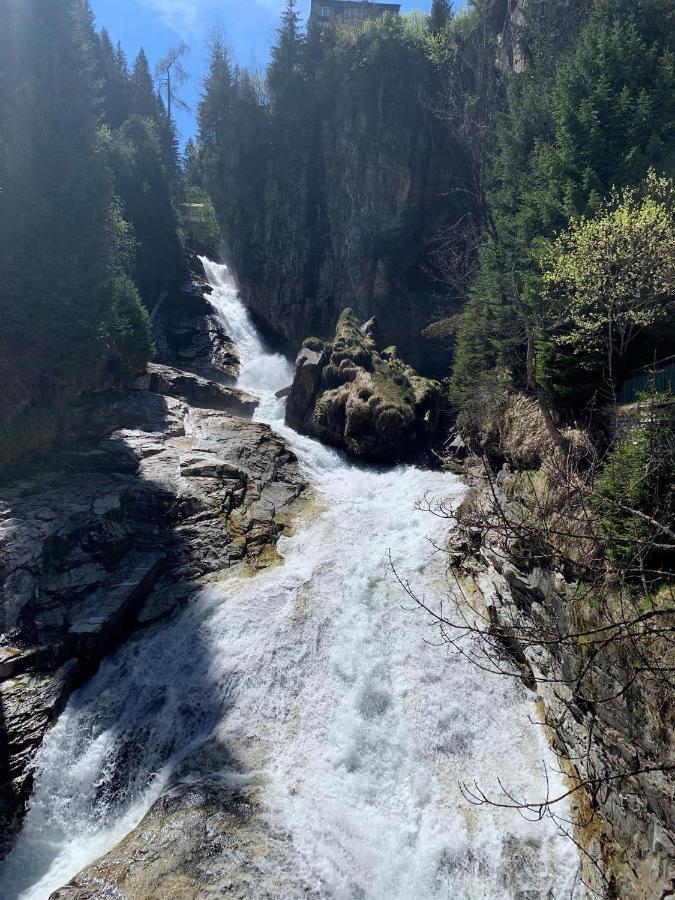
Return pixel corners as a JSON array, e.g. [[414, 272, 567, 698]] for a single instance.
[[90, 0, 459, 144]]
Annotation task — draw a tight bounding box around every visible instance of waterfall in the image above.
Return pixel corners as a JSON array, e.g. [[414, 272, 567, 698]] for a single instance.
[[0, 261, 581, 899]]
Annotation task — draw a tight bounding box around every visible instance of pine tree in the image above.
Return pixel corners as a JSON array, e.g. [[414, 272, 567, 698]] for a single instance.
[[0, 0, 151, 426], [183, 138, 202, 188], [130, 49, 159, 119], [197, 38, 238, 245], [268, 0, 305, 113], [155, 89, 182, 189], [97, 29, 131, 128], [198, 39, 236, 152], [537, 0, 675, 227], [452, 0, 675, 417], [104, 115, 186, 306], [428, 0, 453, 36]]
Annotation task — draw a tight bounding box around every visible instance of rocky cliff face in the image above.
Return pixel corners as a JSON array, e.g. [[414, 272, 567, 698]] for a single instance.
[[151, 277, 240, 385], [0, 282, 307, 858], [285, 310, 441, 463], [228, 58, 469, 379], [452, 529, 675, 899], [447, 395, 675, 899]]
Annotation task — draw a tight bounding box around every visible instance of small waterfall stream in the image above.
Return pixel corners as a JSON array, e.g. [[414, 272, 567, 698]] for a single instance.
[[0, 261, 580, 899]]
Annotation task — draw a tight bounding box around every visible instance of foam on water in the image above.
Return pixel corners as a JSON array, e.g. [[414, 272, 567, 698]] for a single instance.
[[0, 261, 581, 899]]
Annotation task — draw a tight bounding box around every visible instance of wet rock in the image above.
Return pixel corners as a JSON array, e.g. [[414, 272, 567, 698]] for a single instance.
[[50, 741, 320, 900], [0, 659, 79, 857], [0, 644, 53, 679], [286, 309, 441, 463], [137, 363, 258, 418], [0, 390, 306, 852], [152, 283, 240, 384], [285, 346, 327, 426], [275, 385, 292, 400], [453, 465, 675, 900], [68, 553, 166, 659]]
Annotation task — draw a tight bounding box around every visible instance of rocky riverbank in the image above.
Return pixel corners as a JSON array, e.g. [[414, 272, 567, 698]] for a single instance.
[[0, 280, 307, 859], [444, 396, 675, 900]]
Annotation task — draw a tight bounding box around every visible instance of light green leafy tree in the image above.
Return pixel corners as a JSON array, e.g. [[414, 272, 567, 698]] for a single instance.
[[542, 171, 675, 393]]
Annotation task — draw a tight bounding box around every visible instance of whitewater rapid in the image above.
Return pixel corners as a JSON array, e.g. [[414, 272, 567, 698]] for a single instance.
[[0, 260, 580, 899]]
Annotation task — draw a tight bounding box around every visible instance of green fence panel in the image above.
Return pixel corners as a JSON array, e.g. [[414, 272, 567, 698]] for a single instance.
[[618, 364, 675, 404]]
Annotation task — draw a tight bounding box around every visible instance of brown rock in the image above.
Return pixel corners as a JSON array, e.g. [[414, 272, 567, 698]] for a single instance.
[[285, 310, 441, 463]]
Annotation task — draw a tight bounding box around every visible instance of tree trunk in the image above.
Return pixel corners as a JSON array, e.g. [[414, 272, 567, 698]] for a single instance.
[[526, 328, 570, 458]]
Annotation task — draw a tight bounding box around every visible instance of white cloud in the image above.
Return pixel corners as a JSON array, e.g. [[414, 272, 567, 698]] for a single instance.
[[138, 0, 219, 34], [138, 0, 282, 35]]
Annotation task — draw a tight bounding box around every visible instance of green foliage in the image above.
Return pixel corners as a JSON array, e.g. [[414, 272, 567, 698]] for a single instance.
[[542, 172, 675, 389], [493, 0, 674, 248], [0, 0, 113, 399], [129, 49, 159, 120], [103, 115, 186, 306], [533, 0, 675, 230], [97, 29, 131, 128], [593, 402, 674, 572], [302, 336, 325, 352], [428, 0, 453, 36], [0, 0, 172, 438], [101, 275, 153, 376], [182, 138, 202, 188], [196, 39, 271, 270], [268, 0, 305, 112], [452, 0, 675, 422], [450, 242, 504, 403], [96, 36, 188, 302], [181, 185, 220, 257]]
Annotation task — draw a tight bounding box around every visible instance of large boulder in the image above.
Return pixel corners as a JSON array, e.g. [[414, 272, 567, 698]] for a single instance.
[[136, 363, 258, 418], [286, 310, 441, 463]]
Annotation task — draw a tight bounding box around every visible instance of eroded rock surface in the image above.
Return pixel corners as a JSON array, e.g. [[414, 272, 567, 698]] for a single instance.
[[152, 282, 240, 384], [51, 741, 319, 900], [449, 460, 675, 900], [137, 363, 258, 417], [286, 309, 441, 463], [0, 388, 305, 856]]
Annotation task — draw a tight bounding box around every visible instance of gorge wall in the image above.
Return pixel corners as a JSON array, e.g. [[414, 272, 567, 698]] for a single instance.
[[198, 20, 474, 379], [446, 395, 675, 899], [237, 104, 467, 377]]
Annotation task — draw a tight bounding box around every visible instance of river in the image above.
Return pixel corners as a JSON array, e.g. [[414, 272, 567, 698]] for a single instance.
[[0, 260, 580, 899]]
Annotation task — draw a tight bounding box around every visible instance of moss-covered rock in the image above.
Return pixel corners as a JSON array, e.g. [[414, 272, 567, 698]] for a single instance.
[[286, 310, 441, 463]]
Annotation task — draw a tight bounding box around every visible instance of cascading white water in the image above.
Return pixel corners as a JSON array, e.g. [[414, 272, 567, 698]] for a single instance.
[[0, 261, 581, 899]]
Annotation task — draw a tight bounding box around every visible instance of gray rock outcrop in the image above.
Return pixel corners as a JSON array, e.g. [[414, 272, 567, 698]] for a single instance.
[[136, 363, 258, 417], [286, 310, 441, 463], [151, 282, 240, 384], [0, 387, 306, 855], [50, 740, 320, 900], [450, 458, 675, 900]]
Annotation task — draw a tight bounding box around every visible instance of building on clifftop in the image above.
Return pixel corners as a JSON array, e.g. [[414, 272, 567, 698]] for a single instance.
[[310, 0, 401, 24]]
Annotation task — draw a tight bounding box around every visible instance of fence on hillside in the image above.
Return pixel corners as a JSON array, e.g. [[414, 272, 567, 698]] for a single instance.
[[618, 361, 675, 405]]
